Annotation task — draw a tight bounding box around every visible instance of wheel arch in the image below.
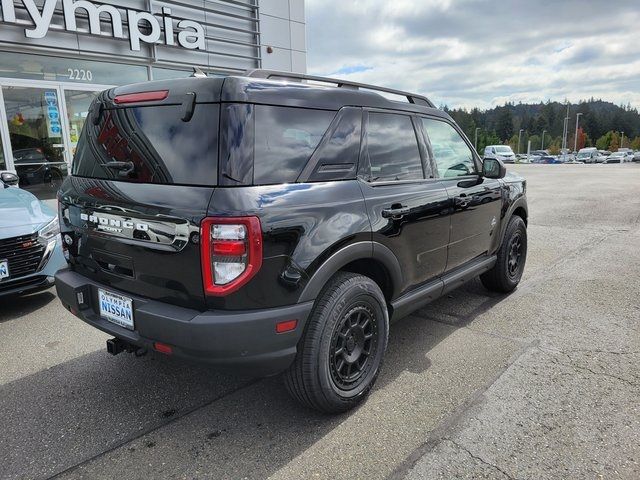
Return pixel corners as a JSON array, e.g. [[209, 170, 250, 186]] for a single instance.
[[499, 197, 528, 244], [298, 242, 403, 303]]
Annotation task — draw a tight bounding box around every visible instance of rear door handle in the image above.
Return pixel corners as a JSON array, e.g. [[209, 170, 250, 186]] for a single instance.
[[382, 205, 411, 219]]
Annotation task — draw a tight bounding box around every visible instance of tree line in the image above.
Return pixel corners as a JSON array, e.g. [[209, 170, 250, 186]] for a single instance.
[[445, 99, 640, 155]]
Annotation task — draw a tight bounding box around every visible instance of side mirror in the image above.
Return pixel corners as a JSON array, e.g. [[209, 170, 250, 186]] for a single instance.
[[482, 157, 506, 179], [1, 172, 19, 188]]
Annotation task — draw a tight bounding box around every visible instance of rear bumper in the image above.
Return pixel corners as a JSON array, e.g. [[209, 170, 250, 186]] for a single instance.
[[55, 269, 313, 376]]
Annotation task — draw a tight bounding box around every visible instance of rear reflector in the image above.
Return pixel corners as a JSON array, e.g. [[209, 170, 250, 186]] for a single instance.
[[114, 90, 169, 104], [153, 342, 173, 355], [212, 240, 246, 256], [276, 319, 298, 333]]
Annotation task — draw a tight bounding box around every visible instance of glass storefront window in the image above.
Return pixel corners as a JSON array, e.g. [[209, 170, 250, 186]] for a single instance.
[[64, 90, 100, 158], [0, 134, 5, 171], [152, 67, 227, 81], [2, 86, 69, 200], [0, 51, 148, 86], [152, 67, 193, 81]]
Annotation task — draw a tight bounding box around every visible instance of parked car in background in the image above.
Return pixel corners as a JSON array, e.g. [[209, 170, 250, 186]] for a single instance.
[[576, 147, 599, 164], [13, 147, 68, 201], [0, 172, 66, 296], [484, 145, 516, 163], [515, 154, 530, 163], [603, 152, 633, 163], [540, 155, 562, 164], [633, 151, 640, 162], [557, 150, 575, 163]]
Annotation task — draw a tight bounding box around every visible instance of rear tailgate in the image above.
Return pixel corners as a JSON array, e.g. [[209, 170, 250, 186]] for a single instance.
[[59, 78, 222, 310]]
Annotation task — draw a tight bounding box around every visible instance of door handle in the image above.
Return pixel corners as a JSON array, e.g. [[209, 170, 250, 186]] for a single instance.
[[382, 205, 411, 219]]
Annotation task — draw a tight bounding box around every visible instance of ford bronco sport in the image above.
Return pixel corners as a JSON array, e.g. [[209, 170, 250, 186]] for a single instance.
[[55, 70, 528, 413]]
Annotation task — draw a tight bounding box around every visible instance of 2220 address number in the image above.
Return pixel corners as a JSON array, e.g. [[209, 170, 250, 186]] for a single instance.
[[67, 68, 93, 81]]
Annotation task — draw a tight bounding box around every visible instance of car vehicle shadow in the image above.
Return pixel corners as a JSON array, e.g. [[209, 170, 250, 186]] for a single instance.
[[0, 290, 56, 323], [0, 280, 510, 479]]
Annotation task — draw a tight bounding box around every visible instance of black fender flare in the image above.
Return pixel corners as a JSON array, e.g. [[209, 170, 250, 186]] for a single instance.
[[499, 196, 528, 244], [298, 241, 403, 303]]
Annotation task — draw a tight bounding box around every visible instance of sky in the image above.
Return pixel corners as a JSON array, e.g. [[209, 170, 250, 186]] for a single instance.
[[305, 0, 640, 110]]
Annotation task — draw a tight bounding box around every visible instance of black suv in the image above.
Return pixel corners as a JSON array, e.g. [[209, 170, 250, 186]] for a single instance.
[[55, 70, 527, 413]]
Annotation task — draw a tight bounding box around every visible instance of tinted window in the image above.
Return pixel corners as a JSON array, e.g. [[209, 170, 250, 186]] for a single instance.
[[423, 118, 477, 178], [367, 113, 423, 182], [73, 104, 219, 185], [219, 103, 254, 185], [254, 106, 335, 184], [307, 107, 362, 182]]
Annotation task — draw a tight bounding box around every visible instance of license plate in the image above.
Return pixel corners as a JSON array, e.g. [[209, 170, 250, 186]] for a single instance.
[[98, 289, 134, 330], [0, 260, 8, 280]]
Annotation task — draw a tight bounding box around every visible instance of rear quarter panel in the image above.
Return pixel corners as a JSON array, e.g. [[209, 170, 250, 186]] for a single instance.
[[206, 181, 370, 310]]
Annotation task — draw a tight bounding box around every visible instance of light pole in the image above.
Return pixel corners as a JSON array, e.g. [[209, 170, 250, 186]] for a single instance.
[[574, 113, 583, 152], [517, 129, 524, 154], [562, 118, 568, 151], [541, 129, 547, 150], [474, 127, 480, 150]]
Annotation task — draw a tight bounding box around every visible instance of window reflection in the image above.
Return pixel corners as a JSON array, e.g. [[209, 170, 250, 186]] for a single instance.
[[73, 104, 219, 186], [2, 86, 68, 200], [422, 118, 477, 178], [367, 113, 423, 182], [254, 106, 334, 184]]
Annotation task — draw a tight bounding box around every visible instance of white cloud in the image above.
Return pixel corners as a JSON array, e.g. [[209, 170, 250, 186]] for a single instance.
[[306, 0, 640, 109]]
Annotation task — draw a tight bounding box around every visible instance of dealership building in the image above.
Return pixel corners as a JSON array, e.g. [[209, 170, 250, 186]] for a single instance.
[[0, 0, 306, 200]]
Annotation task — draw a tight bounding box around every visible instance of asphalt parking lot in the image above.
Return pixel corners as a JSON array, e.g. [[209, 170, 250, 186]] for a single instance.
[[1, 164, 639, 480]]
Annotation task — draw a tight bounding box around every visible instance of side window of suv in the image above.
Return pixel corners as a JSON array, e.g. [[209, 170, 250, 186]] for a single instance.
[[422, 118, 477, 178], [366, 112, 424, 182], [254, 106, 335, 184]]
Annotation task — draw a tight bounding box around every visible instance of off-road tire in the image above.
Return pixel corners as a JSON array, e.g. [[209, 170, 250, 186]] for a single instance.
[[283, 272, 389, 413], [481, 215, 527, 293]]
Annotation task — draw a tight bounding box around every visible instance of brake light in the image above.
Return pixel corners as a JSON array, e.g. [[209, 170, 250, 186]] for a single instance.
[[114, 90, 169, 104], [201, 217, 262, 296]]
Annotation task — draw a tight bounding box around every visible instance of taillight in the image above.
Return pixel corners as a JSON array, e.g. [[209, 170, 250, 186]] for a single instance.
[[201, 217, 262, 296]]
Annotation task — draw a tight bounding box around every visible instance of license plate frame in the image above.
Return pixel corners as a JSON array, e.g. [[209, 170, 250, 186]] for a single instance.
[[0, 260, 8, 281], [98, 288, 134, 330]]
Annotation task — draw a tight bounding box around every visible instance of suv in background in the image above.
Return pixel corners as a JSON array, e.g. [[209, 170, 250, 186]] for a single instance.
[[55, 71, 528, 413], [484, 145, 516, 163]]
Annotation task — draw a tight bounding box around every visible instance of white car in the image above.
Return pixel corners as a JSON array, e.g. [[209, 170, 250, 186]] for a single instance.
[[484, 145, 516, 163], [603, 152, 633, 163]]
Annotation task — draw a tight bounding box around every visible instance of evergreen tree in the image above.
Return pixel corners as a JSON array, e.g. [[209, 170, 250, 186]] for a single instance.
[[496, 109, 514, 142]]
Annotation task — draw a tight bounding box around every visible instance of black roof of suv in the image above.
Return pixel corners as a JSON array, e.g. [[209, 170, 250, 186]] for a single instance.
[[55, 69, 528, 413]]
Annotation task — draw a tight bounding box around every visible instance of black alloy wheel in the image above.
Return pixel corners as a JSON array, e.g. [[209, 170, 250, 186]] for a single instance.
[[329, 304, 379, 391], [507, 231, 524, 279]]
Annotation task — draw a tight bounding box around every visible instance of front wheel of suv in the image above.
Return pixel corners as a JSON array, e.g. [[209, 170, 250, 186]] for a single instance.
[[481, 215, 527, 293], [283, 272, 389, 413]]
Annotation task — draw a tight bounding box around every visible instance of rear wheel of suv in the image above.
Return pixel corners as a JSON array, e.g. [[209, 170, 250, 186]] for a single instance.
[[481, 215, 527, 293], [284, 272, 389, 413]]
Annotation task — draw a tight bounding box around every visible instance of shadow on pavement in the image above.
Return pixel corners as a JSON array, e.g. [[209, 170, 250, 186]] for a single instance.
[[0, 290, 56, 323], [0, 279, 510, 480]]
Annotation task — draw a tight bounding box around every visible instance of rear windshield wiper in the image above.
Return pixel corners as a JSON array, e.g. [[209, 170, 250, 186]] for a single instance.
[[104, 161, 135, 176]]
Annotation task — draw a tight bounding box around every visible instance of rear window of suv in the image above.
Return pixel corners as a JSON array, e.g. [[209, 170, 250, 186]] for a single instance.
[[73, 104, 219, 186]]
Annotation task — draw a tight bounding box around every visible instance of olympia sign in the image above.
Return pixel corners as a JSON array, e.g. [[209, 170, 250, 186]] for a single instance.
[[0, 0, 206, 51]]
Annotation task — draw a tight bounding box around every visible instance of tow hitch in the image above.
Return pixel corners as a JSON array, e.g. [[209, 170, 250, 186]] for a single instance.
[[106, 338, 147, 356]]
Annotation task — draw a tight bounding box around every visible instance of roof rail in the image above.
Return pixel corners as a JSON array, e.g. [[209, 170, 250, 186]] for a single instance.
[[244, 69, 435, 108]]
